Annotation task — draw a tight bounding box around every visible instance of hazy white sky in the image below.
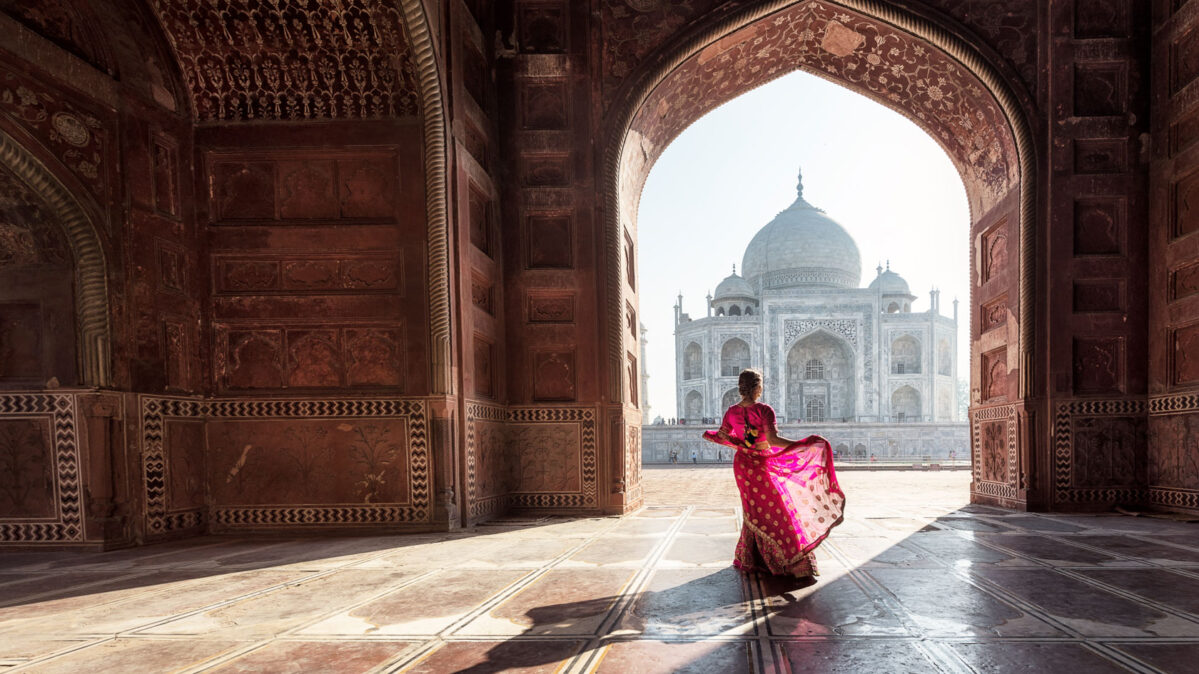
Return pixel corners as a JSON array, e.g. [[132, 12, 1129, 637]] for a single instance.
[[637, 70, 970, 419]]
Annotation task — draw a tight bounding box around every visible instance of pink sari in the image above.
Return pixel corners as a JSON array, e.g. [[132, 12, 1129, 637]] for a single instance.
[[703, 402, 845, 576]]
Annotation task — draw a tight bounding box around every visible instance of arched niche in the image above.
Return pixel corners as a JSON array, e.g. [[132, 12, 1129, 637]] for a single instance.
[[682, 342, 703, 380], [891, 335, 921, 374], [892, 385, 921, 421], [0, 130, 110, 387], [720, 337, 750, 377], [787, 330, 855, 422], [684, 390, 703, 420]]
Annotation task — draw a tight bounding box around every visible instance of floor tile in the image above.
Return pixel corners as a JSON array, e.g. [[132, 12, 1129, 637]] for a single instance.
[[776, 639, 940, 673], [618, 568, 754, 636], [659, 534, 738, 566], [972, 568, 1197, 636], [18, 638, 243, 674], [458, 567, 634, 636], [759, 569, 907, 636], [567, 536, 660, 566], [1073, 568, 1199, 616], [299, 568, 527, 636], [868, 568, 1063, 637], [2, 570, 309, 637], [399, 639, 583, 673], [205, 640, 418, 673], [947, 642, 1131, 673], [139, 569, 419, 637], [905, 531, 1037, 567], [976, 534, 1141, 566], [1112, 643, 1199, 672], [1068, 535, 1199, 565], [594, 640, 753, 673]]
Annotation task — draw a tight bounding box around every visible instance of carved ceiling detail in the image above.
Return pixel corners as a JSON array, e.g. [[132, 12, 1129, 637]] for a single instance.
[[625, 1, 1019, 217], [148, 0, 420, 121]]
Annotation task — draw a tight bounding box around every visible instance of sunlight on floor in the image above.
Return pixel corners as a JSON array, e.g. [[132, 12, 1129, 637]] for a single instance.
[[3, 469, 1199, 673]]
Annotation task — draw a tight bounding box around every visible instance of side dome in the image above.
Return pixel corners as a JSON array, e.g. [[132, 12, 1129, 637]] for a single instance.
[[741, 170, 861, 291], [714, 267, 754, 299], [868, 268, 911, 296]]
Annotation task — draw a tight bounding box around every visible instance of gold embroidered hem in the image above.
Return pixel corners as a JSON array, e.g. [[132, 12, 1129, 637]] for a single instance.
[[733, 520, 819, 577]]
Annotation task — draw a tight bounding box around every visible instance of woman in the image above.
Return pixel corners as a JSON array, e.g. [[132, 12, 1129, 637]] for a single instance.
[[703, 368, 845, 577]]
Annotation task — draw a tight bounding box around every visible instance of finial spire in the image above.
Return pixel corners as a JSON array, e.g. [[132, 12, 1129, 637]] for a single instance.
[[796, 166, 804, 198], [732, 263, 737, 275]]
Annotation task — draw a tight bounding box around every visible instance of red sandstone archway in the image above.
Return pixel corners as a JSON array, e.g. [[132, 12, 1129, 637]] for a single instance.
[[603, 0, 1037, 510]]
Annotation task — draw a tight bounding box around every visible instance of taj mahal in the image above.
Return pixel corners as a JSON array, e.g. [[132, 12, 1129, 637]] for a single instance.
[[643, 170, 969, 463]]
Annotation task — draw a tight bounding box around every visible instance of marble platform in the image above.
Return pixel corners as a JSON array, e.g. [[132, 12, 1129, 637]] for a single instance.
[[2, 468, 1198, 672]]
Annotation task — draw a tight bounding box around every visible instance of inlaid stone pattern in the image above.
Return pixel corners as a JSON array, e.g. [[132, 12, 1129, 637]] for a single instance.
[[0, 62, 111, 200], [141, 396, 430, 538], [0, 393, 81, 543], [149, 0, 419, 121], [507, 406, 597, 509], [1053, 399, 1148, 507]]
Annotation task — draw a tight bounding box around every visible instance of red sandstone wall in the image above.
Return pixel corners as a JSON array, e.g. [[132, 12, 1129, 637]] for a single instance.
[[1149, 0, 1199, 512]]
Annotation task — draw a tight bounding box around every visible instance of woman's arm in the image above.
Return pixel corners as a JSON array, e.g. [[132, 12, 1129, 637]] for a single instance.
[[767, 429, 797, 448], [763, 406, 796, 448]]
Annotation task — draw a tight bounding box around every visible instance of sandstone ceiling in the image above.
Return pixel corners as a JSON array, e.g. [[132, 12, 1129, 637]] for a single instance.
[[146, 0, 420, 122], [0, 0, 116, 75]]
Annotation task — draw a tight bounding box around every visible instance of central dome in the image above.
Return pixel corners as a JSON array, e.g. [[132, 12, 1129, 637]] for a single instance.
[[741, 170, 862, 291]]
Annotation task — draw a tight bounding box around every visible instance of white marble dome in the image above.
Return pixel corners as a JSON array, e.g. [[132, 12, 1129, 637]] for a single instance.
[[714, 268, 754, 299], [741, 172, 862, 291]]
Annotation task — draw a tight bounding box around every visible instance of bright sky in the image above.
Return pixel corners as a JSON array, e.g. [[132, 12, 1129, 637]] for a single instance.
[[637, 70, 970, 419]]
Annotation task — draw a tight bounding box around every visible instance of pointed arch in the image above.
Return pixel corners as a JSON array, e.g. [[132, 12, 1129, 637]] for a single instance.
[[397, 0, 452, 394], [0, 129, 110, 386], [604, 0, 1037, 406]]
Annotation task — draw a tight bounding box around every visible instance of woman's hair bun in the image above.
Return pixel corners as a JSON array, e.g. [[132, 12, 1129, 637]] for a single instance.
[[737, 368, 763, 397]]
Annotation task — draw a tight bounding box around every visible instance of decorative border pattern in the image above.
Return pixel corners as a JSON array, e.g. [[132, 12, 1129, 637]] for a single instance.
[[1147, 391, 1199, 511], [970, 403, 1018, 503], [141, 396, 431, 536], [783, 318, 858, 348], [1052, 398, 1147, 505], [0, 393, 82, 543], [141, 395, 205, 537], [0, 130, 110, 385], [465, 401, 508, 523], [508, 406, 597, 509], [602, 0, 1037, 405], [1149, 392, 1199, 415], [1149, 487, 1199, 511]]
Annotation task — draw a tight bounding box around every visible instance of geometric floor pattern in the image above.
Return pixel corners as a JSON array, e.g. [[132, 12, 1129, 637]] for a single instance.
[[3, 467, 1199, 672]]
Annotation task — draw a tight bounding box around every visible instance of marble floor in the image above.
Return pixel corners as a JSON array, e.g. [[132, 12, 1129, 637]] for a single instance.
[[3, 467, 1199, 672]]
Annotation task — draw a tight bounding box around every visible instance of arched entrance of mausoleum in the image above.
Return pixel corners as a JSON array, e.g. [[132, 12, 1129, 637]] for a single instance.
[[605, 0, 1037, 511]]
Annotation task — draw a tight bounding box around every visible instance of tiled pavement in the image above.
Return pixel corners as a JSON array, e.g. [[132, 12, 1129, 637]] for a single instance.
[[2, 468, 1199, 672]]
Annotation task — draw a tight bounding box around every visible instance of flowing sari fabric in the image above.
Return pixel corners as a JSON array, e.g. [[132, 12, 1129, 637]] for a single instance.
[[703, 403, 845, 576]]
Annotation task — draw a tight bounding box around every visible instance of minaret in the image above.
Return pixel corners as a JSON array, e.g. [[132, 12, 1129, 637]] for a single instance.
[[706, 291, 712, 317]]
